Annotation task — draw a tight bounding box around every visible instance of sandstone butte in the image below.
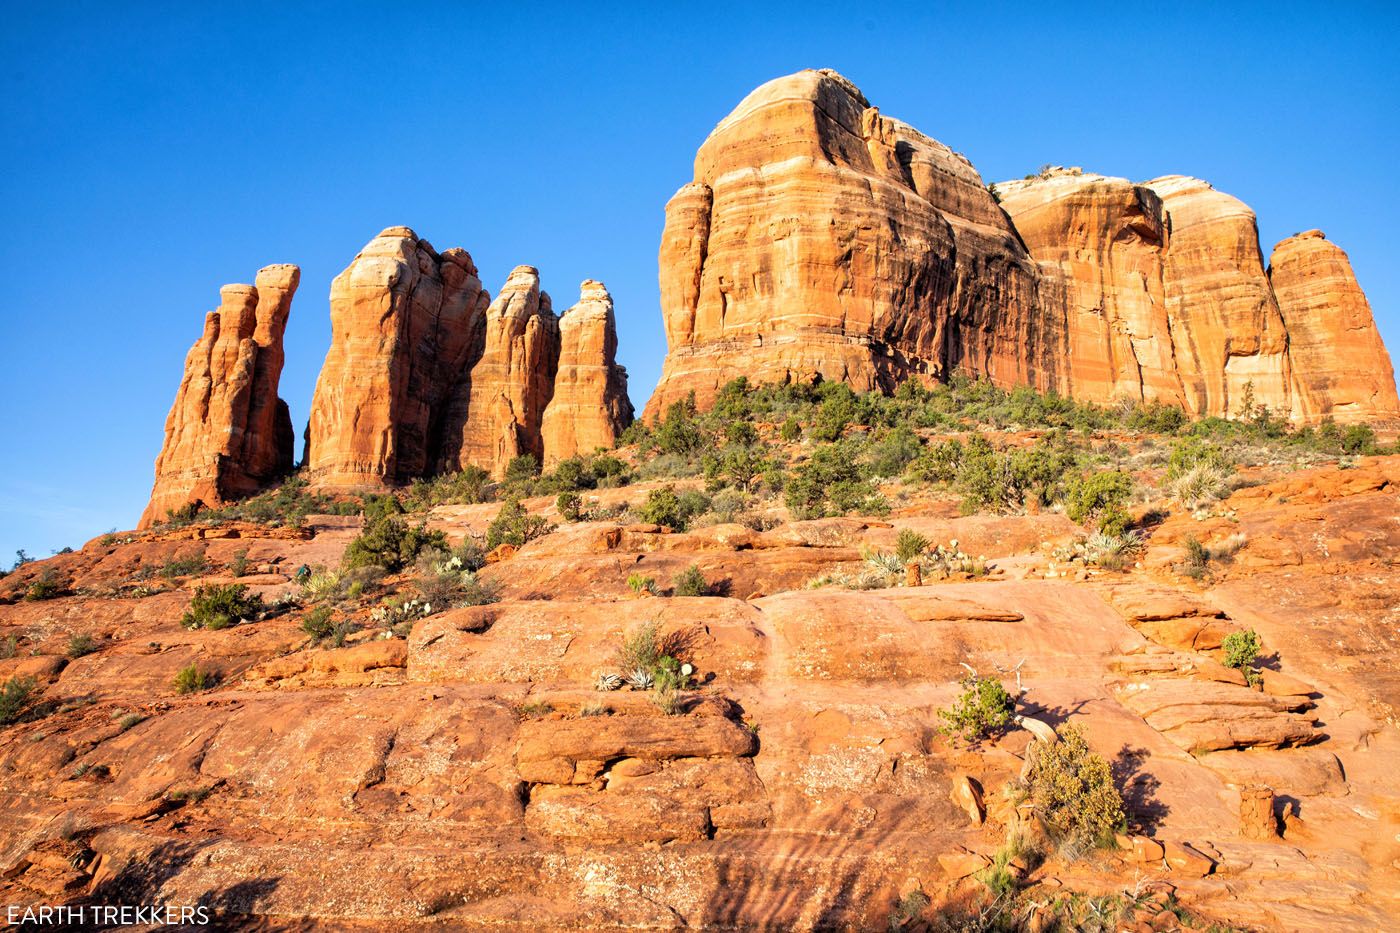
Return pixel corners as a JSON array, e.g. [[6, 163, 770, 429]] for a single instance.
[[142, 227, 631, 522], [305, 228, 631, 488], [139, 265, 300, 528], [643, 69, 1399, 424]]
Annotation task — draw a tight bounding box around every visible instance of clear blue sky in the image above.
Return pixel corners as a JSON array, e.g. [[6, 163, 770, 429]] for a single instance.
[[3, 1, 1397, 559]]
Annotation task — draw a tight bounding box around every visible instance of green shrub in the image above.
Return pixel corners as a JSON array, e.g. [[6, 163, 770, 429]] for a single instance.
[[616, 621, 661, 673], [172, 664, 214, 695], [405, 465, 493, 509], [556, 491, 584, 522], [65, 633, 98, 658], [228, 548, 250, 578], [865, 426, 922, 478], [626, 573, 657, 596], [300, 606, 335, 641], [23, 568, 67, 601], [343, 496, 447, 572], [809, 386, 857, 442], [894, 529, 930, 564], [182, 584, 263, 630], [413, 551, 498, 610], [1340, 424, 1377, 455], [652, 397, 707, 455], [938, 673, 1014, 745], [0, 635, 17, 660], [0, 675, 40, 726], [117, 712, 146, 731], [1165, 438, 1232, 481], [780, 418, 802, 442], [1064, 471, 1134, 536], [484, 499, 553, 550], [717, 445, 770, 493], [1021, 723, 1124, 854], [159, 552, 211, 580], [637, 485, 709, 531], [1222, 629, 1262, 685], [672, 565, 709, 597], [785, 443, 885, 519], [908, 438, 964, 484], [888, 889, 930, 930], [1180, 536, 1211, 579], [503, 454, 541, 487]]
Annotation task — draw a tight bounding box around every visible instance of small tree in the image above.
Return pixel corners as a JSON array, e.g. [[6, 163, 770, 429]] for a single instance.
[[485, 498, 552, 550], [556, 491, 584, 523], [1064, 471, 1134, 537], [182, 584, 263, 630], [301, 606, 335, 641], [638, 485, 709, 531], [1222, 629, 1262, 685], [1021, 723, 1124, 854], [938, 673, 1013, 745]]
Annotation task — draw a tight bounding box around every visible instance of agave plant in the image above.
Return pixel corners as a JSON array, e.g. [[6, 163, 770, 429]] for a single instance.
[[863, 549, 905, 576], [626, 668, 655, 691], [595, 672, 623, 692]]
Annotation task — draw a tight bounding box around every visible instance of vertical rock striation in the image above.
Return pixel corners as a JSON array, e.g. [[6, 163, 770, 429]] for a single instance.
[[540, 280, 633, 467], [305, 233, 631, 489], [441, 266, 560, 475], [305, 227, 489, 487], [1269, 230, 1400, 422], [645, 68, 1062, 419], [1142, 175, 1294, 418], [645, 69, 1397, 424], [140, 265, 300, 527], [995, 171, 1183, 407]]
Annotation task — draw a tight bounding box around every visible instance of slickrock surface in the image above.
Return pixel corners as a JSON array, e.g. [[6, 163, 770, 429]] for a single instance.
[[539, 280, 633, 466], [305, 227, 489, 487], [7, 458, 1400, 928], [139, 265, 300, 527], [647, 68, 1059, 418], [646, 70, 1397, 423], [1270, 230, 1400, 422]]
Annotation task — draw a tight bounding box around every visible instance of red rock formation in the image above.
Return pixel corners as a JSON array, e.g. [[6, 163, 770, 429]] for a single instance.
[[1269, 230, 1400, 422], [139, 265, 299, 527], [540, 280, 633, 467], [647, 71, 1397, 423], [305, 227, 489, 487], [645, 68, 1061, 419], [441, 266, 560, 476], [996, 171, 1184, 407], [1142, 175, 1294, 418]]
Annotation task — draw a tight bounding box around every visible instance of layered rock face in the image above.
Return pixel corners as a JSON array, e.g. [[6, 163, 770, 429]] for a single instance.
[[1269, 230, 1400, 422], [995, 172, 1183, 407], [441, 266, 560, 474], [305, 227, 490, 487], [540, 280, 634, 466], [1143, 175, 1294, 418], [139, 265, 300, 527], [306, 230, 631, 487], [647, 70, 1398, 423], [646, 68, 1063, 418]]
